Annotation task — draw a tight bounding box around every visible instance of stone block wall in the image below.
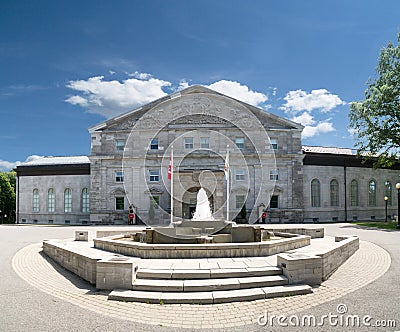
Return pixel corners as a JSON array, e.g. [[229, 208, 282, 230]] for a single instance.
[[42, 241, 99, 284]]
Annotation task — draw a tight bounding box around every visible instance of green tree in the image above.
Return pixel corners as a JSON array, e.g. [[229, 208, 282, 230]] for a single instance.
[[349, 32, 400, 167], [0, 171, 16, 223]]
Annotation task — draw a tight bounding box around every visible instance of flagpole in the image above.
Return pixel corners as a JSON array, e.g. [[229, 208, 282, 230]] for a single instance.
[[226, 145, 230, 221], [170, 145, 174, 224]]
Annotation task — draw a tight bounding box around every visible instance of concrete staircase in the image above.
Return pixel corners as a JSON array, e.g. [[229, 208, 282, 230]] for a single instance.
[[108, 266, 312, 304]]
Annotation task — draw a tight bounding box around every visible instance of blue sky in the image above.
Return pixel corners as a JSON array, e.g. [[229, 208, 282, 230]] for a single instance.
[[1, 0, 399, 170]]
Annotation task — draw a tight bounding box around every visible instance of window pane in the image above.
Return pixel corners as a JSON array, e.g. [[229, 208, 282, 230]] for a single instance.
[[48, 188, 55, 212], [270, 169, 279, 180], [235, 137, 244, 149], [82, 188, 90, 213], [200, 137, 209, 149], [64, 188, 72, 213], [150, 138, 159, 150], [115, 197, 124, 210], [270, 195, 279, 208], [33, 189, 39, 212], [235, 195, 245, 209], [150, 195, 159, 208], [350, 180, 358, 206], [270, 139, 278, 150], [330, 179, 339, 207], [184, 137, 194, 149], [116, 140, 125, 151], [311, 179, 321, 207], [149, 169, 159, 182], [235, 170, 245, 181], [115, 171, 124, 182], [385, 181, 392, 205], [368, 180, 376, 206]]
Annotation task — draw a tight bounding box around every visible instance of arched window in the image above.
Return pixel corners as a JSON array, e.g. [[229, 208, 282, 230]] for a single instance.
[[64, 188, 72, 213], [385, 181, 392, 206], [368, 180, 376, 206], [330, 179, 339, 207], [48, 188, 55, 212], [350, 180, 359, 206], [33, 189, 39, 212], [311, 179, 321, 207], [82, 188, 90, 212]]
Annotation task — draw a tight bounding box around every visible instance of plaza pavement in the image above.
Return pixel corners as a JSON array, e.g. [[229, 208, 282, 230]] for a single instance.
[[1, 223, 399, 331]]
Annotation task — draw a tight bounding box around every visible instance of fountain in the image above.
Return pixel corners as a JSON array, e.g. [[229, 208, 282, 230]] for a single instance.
[[192, 188, 214, 221]]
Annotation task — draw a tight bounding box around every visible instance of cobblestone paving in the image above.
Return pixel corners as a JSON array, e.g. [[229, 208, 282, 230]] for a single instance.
[[12, 240, 390, 329]]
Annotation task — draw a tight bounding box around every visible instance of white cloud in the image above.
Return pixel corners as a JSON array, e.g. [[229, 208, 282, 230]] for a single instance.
[[290, 111, 335, 138], [348, 128, 357, 136], [0, 155, 43, 171], [129, 71, 153, 80], [65, 74, 171, 117], [65, 95, 88, 107], [177, 79, 190, 91], [291, 112, 315, 126], [302, 121, 335, 138], [281, 89, 345, 114], [207, 80, 268, 107], [66, 75, 270, 117]]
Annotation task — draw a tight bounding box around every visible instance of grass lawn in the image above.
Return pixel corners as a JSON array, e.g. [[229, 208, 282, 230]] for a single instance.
[[351, 221, 399, 230]]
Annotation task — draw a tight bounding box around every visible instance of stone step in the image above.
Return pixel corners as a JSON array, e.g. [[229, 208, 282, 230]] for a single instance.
[[108, 284, 313, 304], [131, 275, 288, 292], [136, 266, 282, 280]]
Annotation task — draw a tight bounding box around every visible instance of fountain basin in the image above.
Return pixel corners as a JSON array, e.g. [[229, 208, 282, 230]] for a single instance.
[[93, 230, 311, 259]]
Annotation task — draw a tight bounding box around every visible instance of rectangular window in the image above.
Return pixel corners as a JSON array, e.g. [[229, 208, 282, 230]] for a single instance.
[[184, 137, 194, 149], [270, 195, 279, 208], [200, 137, 210, 149], [235, 137, 244, 149], [116, 140, 125, 151], [115, 197, 125, 210], [235, 169, 245, 181], [235, 195, 245, 209], [270, 169, 279, 180], [150, 138, 159, 150], [115, 171, 124, 183], [270, 139, 278, 150], [149, 169, 160, 182], [150, 195, 159, 209]]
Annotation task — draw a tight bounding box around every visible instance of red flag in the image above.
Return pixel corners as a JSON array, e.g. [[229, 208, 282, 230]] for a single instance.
[[168, 153, 173, 180]]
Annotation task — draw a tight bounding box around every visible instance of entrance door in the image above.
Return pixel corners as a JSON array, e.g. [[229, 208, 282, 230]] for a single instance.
[[189, 206, 196, 218]]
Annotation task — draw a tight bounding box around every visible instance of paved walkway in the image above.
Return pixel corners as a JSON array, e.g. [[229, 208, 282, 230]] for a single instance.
[[12, 238, 390, 330]]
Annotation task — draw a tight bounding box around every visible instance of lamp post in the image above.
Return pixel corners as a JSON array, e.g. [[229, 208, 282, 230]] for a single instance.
[[396, 183, 400, 229], [0, 210, 2, 224], [384, 196, 388, 223]]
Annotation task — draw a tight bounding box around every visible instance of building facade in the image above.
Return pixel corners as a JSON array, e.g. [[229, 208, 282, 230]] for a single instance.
[[15, 86, 400, 224]]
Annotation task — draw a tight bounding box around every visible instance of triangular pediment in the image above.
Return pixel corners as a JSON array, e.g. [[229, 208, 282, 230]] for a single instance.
[[88, 85, 303, 133]]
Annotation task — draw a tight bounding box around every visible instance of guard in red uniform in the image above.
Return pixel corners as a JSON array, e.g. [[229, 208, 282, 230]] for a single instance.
[[261, 211, 267, 224]]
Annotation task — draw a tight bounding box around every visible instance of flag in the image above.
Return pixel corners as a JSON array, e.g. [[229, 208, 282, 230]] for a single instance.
[[168, 149, 173, 180], [224, 147, 229, 180]]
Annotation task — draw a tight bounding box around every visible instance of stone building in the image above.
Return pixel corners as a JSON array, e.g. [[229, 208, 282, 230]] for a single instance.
[[14, 86, 400, 224]]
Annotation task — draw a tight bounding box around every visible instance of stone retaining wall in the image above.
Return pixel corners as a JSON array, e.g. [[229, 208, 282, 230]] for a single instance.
[[42, 240, 100, 284], [277, 235, 359, 286], [321, 235, 359, 280]]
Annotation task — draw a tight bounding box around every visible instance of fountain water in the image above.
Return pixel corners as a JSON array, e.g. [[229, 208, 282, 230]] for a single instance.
[[192, 188, 214, 221]]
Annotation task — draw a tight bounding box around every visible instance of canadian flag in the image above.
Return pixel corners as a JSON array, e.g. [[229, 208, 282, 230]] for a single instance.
[[168, 150, 173, 180]]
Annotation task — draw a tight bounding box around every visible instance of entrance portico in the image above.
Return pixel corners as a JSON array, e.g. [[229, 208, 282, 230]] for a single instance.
[[173, 170, 225, 220]]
